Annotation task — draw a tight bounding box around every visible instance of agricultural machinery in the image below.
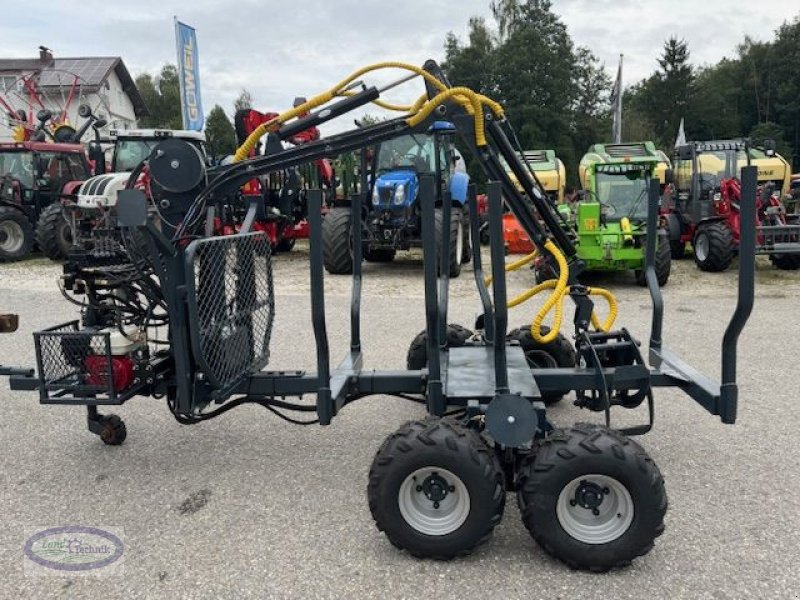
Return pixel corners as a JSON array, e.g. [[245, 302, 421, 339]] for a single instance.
[[323, 121, 470, 277], [0, 139, 91, 261], [493, 148, 564, 253], [63, 125, 207, 258], [232, 102, 333, 252], [668, 140, 800, 270], [0, 60, 757, 572], [542, 141, 671, 286]]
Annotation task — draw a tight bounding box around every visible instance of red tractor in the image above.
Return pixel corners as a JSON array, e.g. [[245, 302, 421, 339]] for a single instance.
[[232, 99, 333, 251], [0, 140, 91, 261], [665, 140, 800, 271]]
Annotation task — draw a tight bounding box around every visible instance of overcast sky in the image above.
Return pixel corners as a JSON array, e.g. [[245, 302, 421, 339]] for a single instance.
[[1, 0, 797, 129]]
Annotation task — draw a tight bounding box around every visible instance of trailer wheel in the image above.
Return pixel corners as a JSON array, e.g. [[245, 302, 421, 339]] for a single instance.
[[770, 253, 800, 270], [368, 418, 505, 559], [517, 425, 667, 572], [434, 207, 463, 278], [35, 203, 73, 260], [364, 247, 396, 262], [322, 207, 353, 274], [507, 325, 576, 405], [99, 415, 127, 446], [635, 233, 671, 287], [0, 205, 34, 262], [693, 222, 733, 272], [406, 324, 473, 370]]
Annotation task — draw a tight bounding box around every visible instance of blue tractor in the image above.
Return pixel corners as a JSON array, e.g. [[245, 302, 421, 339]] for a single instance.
[[322, 121, 470, 277]]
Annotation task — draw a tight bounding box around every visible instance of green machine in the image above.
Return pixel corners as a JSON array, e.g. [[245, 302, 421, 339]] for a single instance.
[[563, 142, 671, 286]]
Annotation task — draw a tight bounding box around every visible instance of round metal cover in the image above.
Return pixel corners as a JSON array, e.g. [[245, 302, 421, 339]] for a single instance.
[[484, 393, 538, 447], [148, 138, 205, 193]]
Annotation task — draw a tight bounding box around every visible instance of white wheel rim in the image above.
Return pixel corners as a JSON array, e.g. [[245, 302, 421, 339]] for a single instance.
[[556, 474, 634, 544], [0, 220, 24, 253], [695, 232, 709, 261], [398, 467, 470, 535]]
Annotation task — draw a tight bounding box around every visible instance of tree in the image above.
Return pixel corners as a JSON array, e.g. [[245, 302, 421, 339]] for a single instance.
[[234, 89, 254, 113], [204, 105, 237, 159], [135, 65, 182, 129]]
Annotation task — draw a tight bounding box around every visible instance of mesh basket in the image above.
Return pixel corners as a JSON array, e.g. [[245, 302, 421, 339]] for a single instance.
[[33, 321, 130, 404], [185, 232, 275, 400]]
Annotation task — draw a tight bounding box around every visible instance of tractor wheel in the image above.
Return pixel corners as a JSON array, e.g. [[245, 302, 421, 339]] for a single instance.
[[322, 207, 354, 274], [669, 239, 686, 260], [364, 247, 396, 263], [507, 324, 576, 405], [516, 424, 667, 572], [693, 222, 733, 272], [770, 253, 800, 270], [478, 214, 490, 245], [434, 207, 464, 278], [0, 205, 34, 262], [406, 324, 473, 370], [461, 209, 472, 264], [368, 417, 505, 559], [274, 236, 296, 253], [634, 233, 671, 287], [35, 203, 73, 260]]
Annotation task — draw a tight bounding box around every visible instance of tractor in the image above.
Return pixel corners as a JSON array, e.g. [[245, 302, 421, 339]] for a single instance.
[[549, 141, 671, 286], [64, 126, 208, 256], [0, 140, 91, 261], [667, 139, 800, 271], [322, 121, 470, 277], [0, 104, 107, 261]]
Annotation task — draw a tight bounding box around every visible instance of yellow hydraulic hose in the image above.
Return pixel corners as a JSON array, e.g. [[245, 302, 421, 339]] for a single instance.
[[234, 61, 505, 161], [489, 240, 619, 344], [485, 250, 538, 287]]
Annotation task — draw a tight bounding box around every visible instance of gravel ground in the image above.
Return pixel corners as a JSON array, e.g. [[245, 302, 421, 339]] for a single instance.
[[1, 245, 799, 600]]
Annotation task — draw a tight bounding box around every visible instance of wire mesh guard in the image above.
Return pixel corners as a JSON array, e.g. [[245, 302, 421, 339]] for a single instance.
[[186, 232, 275, 399], [34, 322, 124, 404]]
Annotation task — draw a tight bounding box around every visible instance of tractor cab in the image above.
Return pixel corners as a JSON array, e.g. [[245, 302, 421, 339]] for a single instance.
[[371, 121, 455, 213], [105, 129, 208, 173], [0, 143, 89, 201], [672, 140, 750, 224]]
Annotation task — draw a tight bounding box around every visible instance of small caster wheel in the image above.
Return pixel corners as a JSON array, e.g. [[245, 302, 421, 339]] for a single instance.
[[99, 415, 127, 446]]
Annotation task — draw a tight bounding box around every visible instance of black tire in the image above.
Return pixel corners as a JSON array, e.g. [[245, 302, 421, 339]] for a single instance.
[[478, 214, 490, 245], [0, 205, 34, 262], [669, 239, 685, 260], [35, 203, 73, 260], [274, 235, 296, 253], [406, 323, 473, 370], [322, 207, 353, 274], [517, 424, 667, 572], [770, 253, 800, 270], [693, 221, 733, 272], [461, 208, 472, 264], [99, 414, 127, 446], [368, 417, 505, 559], [634, 233, 671, 287], [364, 247, 396, 263], [434, 207, 463, 278], [507, 324, 576, 405]]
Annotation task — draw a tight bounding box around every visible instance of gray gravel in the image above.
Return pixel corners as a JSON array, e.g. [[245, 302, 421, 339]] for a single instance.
[[1, 247, 799, 599]]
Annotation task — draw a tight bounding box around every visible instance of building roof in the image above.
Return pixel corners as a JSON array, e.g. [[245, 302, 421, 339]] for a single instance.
[[0, 55, 148, 118]]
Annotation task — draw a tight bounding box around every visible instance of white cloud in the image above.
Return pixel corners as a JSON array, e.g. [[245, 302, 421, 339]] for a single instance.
[[0, 0, 797, 130]]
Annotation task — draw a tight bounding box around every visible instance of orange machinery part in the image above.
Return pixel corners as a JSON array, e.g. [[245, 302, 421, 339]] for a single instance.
[[502, 213, 534, 254]]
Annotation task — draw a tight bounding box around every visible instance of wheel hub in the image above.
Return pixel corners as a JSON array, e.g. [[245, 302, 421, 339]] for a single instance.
[[572, 480, 607, 512], [420, 472, 453, 505]]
